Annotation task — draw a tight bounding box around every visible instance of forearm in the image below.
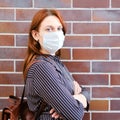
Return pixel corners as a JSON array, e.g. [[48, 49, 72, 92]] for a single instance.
[[73, 81, 90, 111], [73, 94, 87, 108]]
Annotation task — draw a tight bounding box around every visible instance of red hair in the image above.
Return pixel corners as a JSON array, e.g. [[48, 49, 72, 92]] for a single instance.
[[23, 9, 66, 79]]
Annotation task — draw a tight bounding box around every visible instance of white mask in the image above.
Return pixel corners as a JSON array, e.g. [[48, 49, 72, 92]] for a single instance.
[[42, 31, 65, 55]]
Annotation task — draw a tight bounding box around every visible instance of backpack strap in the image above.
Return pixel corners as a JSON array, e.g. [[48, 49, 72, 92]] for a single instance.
[[34, 101, 47, 119], [20, 60, 47, 119]]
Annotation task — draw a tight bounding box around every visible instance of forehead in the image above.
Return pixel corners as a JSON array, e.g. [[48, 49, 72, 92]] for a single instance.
[[40, 15, 62, 28]]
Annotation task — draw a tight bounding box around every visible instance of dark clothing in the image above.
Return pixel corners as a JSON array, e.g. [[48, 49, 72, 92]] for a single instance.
[[26, 55, 88, 120]]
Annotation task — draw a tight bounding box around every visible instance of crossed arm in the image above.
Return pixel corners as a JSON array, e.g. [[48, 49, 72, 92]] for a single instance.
[[50, 81, 88, 119]]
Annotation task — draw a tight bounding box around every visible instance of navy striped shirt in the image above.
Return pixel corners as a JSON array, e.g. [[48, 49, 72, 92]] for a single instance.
[[26, 55, 84, 120]]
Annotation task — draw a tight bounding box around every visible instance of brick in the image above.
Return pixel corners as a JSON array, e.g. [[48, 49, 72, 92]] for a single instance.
[[0, 22, 30, 33], [90, 100, 108, 111], [63, 62, 90, 72], [0, 86, 14, 97], [112, 23, 120, 34], [0, 73, 23, 84], [60, 10, 91, 21], [16, 61, 24, 72], [93, 10, 120, 21], [92, 113, 120, 120], [16, 35, 28, 46], [73, 23, 109, 34], [16, 9, 91, 21], [0, 99, 8, 109], [0, 0, 32, 7], [73, 74, 108, 85], [73, 49, 109, 60], [93, 36, 120, 47], [0, 61, 14, 71], [73, 0, 109, 8], [66, 23, 71, 34], [111, 74, 120, 85], [111, 49, 120, 60], [92, 87, 120, 98], [0, 48, 26, 59], [34, 0, 71, 8], [0, 9, 14, 20], [64, 36, 91, 47], [16, 9, 37, 21], [60, 49, 71, 60], [112, 0, 120, 8], [83, 113, 90, 120], [16, 86, 24, 97], [92, 62, 120, 73], [0, 35, 14, 46], [111, 100, 120, 110]]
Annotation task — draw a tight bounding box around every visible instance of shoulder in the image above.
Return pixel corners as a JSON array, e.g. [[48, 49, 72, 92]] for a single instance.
[[30, 59, 50, 70], [29, 58, 56, 74]]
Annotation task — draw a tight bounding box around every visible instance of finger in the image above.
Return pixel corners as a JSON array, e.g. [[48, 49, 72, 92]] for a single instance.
[[52, 112, 60, 118], [54, 114, 60, 119], [49, 108, 55, 114]]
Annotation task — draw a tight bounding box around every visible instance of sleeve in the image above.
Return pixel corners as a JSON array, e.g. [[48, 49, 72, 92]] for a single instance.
[[32, 61, 84, 120]]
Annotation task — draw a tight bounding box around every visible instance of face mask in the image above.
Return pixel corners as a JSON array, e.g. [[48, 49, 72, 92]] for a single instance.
[[42, 31, 65, 55]]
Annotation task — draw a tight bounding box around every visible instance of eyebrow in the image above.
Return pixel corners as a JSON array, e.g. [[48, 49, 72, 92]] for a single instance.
[[45, 25, 63, 28]]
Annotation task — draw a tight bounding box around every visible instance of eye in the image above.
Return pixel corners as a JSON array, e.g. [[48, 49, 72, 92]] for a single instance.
[[45, 27, 52, 32], [45, 26, 54, 32], [57, 27, 63, 31]]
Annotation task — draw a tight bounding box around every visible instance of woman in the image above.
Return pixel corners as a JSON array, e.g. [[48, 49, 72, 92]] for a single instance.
[[23, 9, 89, 120]]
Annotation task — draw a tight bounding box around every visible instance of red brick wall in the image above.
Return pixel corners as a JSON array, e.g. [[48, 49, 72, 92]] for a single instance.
[[0, 0, 120, 119]]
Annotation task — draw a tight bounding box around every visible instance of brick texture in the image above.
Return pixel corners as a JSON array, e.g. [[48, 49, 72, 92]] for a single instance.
[[73, 23, 109, 34], [34, 0, 71, 8], [93, 10, 120, 21], [0, 0, 120, 120], [73, 49, 109, 60], [0, 22, 30, 33], [92, 113, 120, 120], [90, 100, 108, 111], [73, 0, 109, 8], [73, 74, 108, 85], [111, 74, 120, 85], [0, 0, 32, 7], [0, 35, 14, 46], [112, 0, 120, 8], [0, 9, 14, 20]]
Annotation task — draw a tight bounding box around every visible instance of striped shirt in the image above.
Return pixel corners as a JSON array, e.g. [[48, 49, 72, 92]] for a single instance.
[[26, 55, 85, 120]]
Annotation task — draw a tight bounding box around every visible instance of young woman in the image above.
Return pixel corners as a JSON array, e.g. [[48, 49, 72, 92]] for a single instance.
[[23, 9, 89, 120]]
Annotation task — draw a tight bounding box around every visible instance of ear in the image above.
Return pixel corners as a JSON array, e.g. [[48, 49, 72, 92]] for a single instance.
[[31, 30, 39, 41]]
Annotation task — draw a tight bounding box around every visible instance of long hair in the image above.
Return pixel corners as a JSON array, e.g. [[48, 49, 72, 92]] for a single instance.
[[23, 9, 66, 79]]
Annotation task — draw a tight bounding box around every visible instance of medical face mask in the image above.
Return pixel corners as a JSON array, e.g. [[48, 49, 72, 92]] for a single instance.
[[42, 31, 65, 55]]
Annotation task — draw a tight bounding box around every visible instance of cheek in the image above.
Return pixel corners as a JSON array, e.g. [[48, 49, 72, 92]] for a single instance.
[[38, 30, 46, 45], [38, 35, 43, 45]]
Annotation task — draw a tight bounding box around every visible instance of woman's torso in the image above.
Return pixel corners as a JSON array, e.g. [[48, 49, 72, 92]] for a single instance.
[[26, 55, 75, 120]]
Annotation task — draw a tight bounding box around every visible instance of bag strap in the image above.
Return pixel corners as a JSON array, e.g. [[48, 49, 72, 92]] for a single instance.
[[20, 60, 39, 110], [19, 84, 25, 110], [20, 60, 47, 119], [34, 101, 47, 119]]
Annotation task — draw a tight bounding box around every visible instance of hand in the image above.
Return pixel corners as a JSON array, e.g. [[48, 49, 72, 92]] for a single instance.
[[50, 108, 60, 119], [73, 94, 87, 108], [73, 81, 82, 95]]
